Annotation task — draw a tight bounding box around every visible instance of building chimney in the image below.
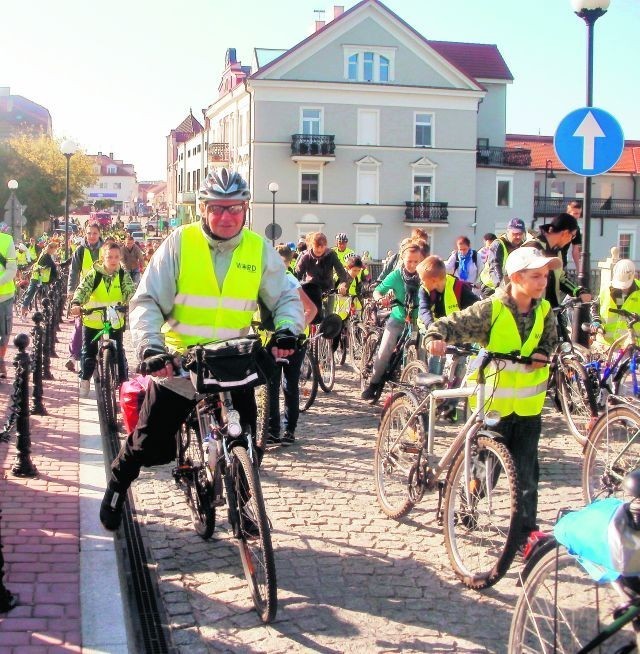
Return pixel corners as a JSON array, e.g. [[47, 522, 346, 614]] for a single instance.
[[109, 152, 113, 159], [333, 5, 344, 19], [97, 151, 102, 156], [315, 20, 325, 31]]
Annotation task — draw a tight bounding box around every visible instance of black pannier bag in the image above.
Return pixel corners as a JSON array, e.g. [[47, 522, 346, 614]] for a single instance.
[[184, 336, 269, 393]]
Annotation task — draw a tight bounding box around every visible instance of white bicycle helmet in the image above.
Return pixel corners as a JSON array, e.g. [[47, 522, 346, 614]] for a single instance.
[[199, 168, 250, 203]]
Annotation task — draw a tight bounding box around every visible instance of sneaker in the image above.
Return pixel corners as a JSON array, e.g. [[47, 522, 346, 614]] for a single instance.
[[79, 380, 90, 398], [99, 485, 126, 531], [266, 433, 282, 445], [65, 358, 76, 373], [282, 431, 295, 446], [361, 382, 382, 402], [0, 360, 6, 379]]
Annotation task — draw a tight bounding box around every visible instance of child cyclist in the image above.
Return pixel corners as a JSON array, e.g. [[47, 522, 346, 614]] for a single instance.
[[423, 247, 559, 549], [70, 242, 136, 398], [361, 241, 426, 402]]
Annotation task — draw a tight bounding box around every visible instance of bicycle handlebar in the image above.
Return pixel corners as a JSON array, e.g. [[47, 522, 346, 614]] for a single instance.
[[80, 304, 127, 316], [610, 308, 640, 327]]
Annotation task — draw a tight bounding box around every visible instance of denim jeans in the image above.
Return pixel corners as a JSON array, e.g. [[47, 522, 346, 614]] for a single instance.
[[21, 280, 42, 309], [268, 343, 306, 435], [80, 325, 127, 382]]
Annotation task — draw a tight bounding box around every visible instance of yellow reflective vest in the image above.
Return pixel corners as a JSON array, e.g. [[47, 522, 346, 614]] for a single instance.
[[479, 238, 508, 289], [31, 252, 53, 283], [599, 281, 640, 345], [333, 246, 355, 267], [163, 224, 263, 352], [469, 297, 550, 417], [0, 233, 15, 296], [81, 247, 95, 276], [83, 271, 125, 330], [442, 274, 461, 317]]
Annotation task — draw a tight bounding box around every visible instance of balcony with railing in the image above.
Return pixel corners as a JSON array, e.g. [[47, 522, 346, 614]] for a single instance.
[[534, 196, 640, 218], [404, 201, 449, 223], [208, 142, 229, 163], [291, 134, 336, 160], [476, 146, 532, 168]]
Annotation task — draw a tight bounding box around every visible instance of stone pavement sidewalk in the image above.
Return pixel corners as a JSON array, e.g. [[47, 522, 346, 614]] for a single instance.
[[0, 312, 129, 653]]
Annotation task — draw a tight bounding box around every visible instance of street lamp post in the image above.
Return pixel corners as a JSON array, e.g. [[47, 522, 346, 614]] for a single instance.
[[542, 160, 556, 223], [7, 180, 18, 240], [268, 182, 279, 247], [571, 0, 610, 289], [60, 140, 78, 260]]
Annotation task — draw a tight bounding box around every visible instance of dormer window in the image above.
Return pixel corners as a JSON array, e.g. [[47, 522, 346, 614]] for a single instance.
[[106, 164, 117, 175], [344, 46, 395, 83]]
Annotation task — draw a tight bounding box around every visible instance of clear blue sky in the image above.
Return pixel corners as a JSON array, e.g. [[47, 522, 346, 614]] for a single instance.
[[3, 0, 638, 180]]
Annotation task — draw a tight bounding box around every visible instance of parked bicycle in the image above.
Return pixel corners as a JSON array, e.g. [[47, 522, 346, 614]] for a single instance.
[[509, 470, 640, 653], [171, 335, 292, 623], [374, 345, 525, 590]]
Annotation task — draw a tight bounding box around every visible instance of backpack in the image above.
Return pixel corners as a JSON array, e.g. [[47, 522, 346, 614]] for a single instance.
[[453, 249, 478, 272], [91, 268, 125, 293]]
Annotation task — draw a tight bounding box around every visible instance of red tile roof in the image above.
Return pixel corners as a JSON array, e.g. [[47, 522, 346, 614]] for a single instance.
[[506, 134, 640, 174], [427, 41, 513, 81], [174, 112, 203, 135]]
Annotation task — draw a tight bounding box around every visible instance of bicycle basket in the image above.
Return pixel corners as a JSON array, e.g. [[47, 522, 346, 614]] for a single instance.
[[184, 337, 266, 393]]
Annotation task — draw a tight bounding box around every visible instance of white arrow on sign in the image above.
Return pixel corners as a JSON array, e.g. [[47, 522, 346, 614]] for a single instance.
[[573, 110, 606, 170]]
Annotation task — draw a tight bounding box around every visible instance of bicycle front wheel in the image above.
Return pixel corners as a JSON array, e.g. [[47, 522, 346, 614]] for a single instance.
[[360, 332, 379, 391], [347, 321, 365, 373], [582, 405, 640, 503], [442, 432, 521, 590], [99, 347, 119, 434], [556, 358, 598, 447], [317, 337, 335, 392], [400, 359, 428, 384], [614, 357, 640, 399], [232, 445, 277, 623], [509, 545, 638, 653], [254, 384, 270, 449], [299, 349, 318, 413], [374, 393, 426, 519]]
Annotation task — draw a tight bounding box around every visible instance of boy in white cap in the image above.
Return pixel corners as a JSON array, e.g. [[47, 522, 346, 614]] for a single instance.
[[424, 247, 560, 550]]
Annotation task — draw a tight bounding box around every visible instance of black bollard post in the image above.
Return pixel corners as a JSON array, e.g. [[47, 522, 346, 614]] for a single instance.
[[10, 334, 37, 478], [30, 312, 47, 416], [41, 297, 54, 379], [46, 288, 59, 352], [0, 508, 18, 613]]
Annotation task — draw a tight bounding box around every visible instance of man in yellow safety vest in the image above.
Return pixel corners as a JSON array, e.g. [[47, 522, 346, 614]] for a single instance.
[[424, 247, 559, 549], [0, 223, 17, 378], [99, 169, 305, 531]]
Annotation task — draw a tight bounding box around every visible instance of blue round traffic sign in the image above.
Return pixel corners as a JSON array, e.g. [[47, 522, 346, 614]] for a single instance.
[[554, 107, 624, 177]]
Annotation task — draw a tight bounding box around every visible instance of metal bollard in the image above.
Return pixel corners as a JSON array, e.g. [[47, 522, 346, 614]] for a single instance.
[[41, 297, 54, 379], [0, 334, 38, 477], [46, 289, 59, 353], [0, 508, 18, 613], [30, 312, 47, 416]]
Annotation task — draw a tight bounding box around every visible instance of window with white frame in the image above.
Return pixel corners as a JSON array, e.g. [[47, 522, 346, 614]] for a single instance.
[[575, 182, 584, 198], [301, 172, 320, 203], [618, 231, 635, 260], [413, 175, 432, 203], [550, 180, 565, 198], [356, 158, 380, 205], [113, 182, 121, 190], [344, 46, 395, 82], [301, 108, 322, 135], [496, 175, 513, 208], [415, 113, 433, 147], [106, 164, 117, 175], [357, 109, 379, 146]]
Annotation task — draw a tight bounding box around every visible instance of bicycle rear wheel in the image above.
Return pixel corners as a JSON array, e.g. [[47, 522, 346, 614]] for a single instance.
[[178, 422, 215, 539], [231, 445, 277, 623], [400, 359, 428, 384], [442, 432, 521, 590], [374, 393, 426, 519], [556, 358, 599, 447], [347, 320, 365, 373], [509, 545, 638, 653], [299, 349, 318, 413], [317, 337, 335, 392], [582, 405, 640, 503]]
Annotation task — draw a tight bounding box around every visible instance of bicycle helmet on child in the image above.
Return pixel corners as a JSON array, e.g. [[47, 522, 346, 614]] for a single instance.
[[335, 232, 348, 243], [198, 168, 251, 203]]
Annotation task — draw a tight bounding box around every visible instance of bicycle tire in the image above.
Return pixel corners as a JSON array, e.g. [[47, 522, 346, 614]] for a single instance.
[[442, 432, 521, 590], [556, 357, 599, 447], [99, 347, 119, 434], [317, 337, 335, 392], [347, 320, 365, 373], [337, 327, 348, 367], [614, 357, 640, 399], [400, 359, 428, 384], [178, 422, 215, 539], [374, 392, 426, 519], [299, 349, 318, 413], [509, 545, 638, 652], [582, 405, 640, 503], [360, 332, 379, 391], [231, 444, 277, 623], [254, 384, 270, 449]]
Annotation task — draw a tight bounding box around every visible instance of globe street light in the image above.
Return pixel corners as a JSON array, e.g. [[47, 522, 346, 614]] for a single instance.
[[571, 0, 610, 289], [7, 180, 18, 241], [268, 182, 279, 247], [60, 140, 78, 259]]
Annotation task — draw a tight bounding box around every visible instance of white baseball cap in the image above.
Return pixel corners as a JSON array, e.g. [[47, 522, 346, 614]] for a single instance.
[[505, 247, 561, 277], [611, 259, 636, 290]]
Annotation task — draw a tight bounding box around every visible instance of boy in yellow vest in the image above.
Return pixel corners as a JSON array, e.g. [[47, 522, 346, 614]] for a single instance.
[[70, 242, 135, 397], [424, 247, 559, 548]]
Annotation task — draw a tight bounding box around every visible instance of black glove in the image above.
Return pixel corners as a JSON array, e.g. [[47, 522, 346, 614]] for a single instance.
[[266, 329, 298, 351], [139, 349, 174, 375]]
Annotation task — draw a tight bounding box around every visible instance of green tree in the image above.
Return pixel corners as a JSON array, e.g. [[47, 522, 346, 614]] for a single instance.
[[0, 134, 97, 234]]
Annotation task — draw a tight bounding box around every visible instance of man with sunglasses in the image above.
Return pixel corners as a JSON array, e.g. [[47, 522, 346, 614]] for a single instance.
[[99, 168, 305, 531], [521, 212, 591, 310]]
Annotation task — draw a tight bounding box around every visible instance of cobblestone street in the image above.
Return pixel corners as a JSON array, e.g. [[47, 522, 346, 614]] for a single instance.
[[128, 364, 584, 653]]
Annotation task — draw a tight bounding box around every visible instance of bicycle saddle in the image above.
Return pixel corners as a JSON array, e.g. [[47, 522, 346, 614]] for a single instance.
[[414, 373, 445, 388]]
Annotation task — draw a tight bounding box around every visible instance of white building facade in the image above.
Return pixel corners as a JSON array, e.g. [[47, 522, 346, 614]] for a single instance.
[[84, 152, 138, 215]]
